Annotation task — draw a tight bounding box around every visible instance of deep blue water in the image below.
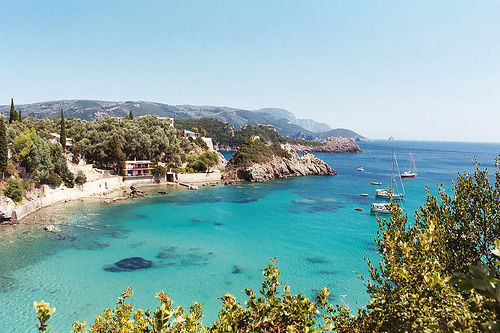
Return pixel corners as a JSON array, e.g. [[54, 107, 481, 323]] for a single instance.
[[0, 140, 498, 331]]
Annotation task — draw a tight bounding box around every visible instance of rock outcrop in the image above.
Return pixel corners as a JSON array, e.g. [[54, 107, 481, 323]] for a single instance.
[[223, 149, 336, 182], [288, 137, 362, 153], [0, 196, 16, 222]]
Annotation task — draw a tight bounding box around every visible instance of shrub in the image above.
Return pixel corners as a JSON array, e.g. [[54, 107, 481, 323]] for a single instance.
[[230, 139, 290, 167], [4, 179, 23, 202], [194, 136, 208, 150], [74, 170, 87, 185], [41, 172, 63, 187], [152, 164, 167, 177], [4, 160, 18, 178], [36, 260, 336, 332]]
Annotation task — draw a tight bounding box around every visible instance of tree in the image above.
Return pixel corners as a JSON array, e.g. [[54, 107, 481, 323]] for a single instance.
[[4, 179, 22, 202], [17, 109, 22, 122], [9, 98, 18, 124], [60, 108, 66, 150], [128, 110, 134, 120], [0, 117, 8, 177]]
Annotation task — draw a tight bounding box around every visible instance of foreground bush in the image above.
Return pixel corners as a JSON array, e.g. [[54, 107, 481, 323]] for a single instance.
[[35, 259, 336, 332]]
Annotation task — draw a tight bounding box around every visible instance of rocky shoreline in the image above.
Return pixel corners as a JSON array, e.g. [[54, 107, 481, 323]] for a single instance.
[[223, 150, 336, 182]]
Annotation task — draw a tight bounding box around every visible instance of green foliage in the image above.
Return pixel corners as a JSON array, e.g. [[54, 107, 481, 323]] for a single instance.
[[60, 109, 66, 150], [50, 143, 74, 187], [74, 170, 87, 185], [124, 110, 134, 120], [186, 151, 219, 172], [230, 139, 291, 167], [67, 116, 188, 168], [5, 160, 18, 178], [0, 117, 8, 174], [194, 136, 208, 150], [9, 98, 18, 124], [4, 178, 23, 202], [34, 300, 56, 333], [152, 164, 167, 177], [37, 261, 338, 332], [14, 129, 54, 182]]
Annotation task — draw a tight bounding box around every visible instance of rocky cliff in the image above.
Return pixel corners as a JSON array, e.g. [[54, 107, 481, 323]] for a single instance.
[[288, 137, 362, 153], [223, 149, 336, 182]]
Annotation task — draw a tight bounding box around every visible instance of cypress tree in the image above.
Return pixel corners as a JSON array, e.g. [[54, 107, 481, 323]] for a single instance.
[[18, 109, 22, 122], [128, 110, 134, 120], [9, 98, 18, 124], [60, 108, 66, 150], [0, 117, 8, 177]]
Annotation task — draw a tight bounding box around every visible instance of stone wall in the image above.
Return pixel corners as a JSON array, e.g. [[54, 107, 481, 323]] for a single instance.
[[178, 171, 222, 184]]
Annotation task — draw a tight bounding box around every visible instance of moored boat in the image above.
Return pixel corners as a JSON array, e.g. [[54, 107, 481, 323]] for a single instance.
[[371, 181, 382, 185], [370, 203, 392, 214], [401, 152, 417, 178], [358, 167, 364, 171]]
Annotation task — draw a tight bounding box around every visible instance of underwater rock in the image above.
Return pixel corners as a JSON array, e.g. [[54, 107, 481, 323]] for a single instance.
[[306, 256, 330, 264], [157, 247, 178, 259], [232, 265, 243, 274], [104, 257, 153, 272], [97, 242, 109, 248], [44, 224, 60, 232]]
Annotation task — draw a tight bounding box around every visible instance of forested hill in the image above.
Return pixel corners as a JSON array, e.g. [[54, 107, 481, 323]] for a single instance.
[[0, 100, 366, 140]]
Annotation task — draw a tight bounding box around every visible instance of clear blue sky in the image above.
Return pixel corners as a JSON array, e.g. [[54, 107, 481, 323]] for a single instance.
[[1, 1, 500, 142]]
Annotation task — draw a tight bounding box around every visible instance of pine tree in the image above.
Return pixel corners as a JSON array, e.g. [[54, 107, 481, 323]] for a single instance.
[[9, 98, 18, 124], [128, 110, 134, 120], [60, 108, 66, 150], [0, 117, 8, 177]]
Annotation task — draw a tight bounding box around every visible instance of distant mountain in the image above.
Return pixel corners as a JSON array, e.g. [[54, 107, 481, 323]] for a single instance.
[[256, 108, 332, 132], [0, 100, 366, 140]]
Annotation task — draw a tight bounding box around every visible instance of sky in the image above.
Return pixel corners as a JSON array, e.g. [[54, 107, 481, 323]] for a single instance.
[[1, 1, 500, 142]]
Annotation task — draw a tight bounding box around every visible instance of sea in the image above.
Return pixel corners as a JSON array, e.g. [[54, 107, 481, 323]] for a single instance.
[[0, 140, 499, 332]]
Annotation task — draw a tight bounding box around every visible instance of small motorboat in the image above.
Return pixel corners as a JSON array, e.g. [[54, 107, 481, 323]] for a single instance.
[[158, 191, 167, 195], [360, 193, 369, 196], [357, 167, 364, 171], [371, 181, 382, 185], [355, 208, 363, 211], [370, 203, 392, 214]]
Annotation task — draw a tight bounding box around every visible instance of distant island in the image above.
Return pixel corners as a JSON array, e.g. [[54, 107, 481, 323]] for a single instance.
[[0, 100, 366, 141]]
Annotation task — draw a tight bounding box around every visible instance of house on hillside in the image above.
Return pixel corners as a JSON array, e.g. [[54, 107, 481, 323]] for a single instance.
[[49, 133, 73, 148], [183, 130, 197, 139], [121, 160, 155, 178]]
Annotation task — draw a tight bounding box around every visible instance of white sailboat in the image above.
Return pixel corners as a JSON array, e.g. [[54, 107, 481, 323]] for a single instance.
[[375, 152, 406, 200], [401, 152, 417, 178]]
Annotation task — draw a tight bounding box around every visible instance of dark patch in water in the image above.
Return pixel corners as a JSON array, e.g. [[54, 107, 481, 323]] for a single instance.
[[317, 270, 340, 275], [191, 218, 205, 224], [230, 198, 257, 204], [306, 205, 341, 213], [306, 256, 330, 264], [55, 234, 77, 242], [97, 242, 109, 248], [214, 223, 224, 226], [232, 265, 243, 274], [104, 257, 153, 272], [157, 247, 178, 259], [0, 274, 18, 293], [208, 252, 214, 255], [134, 213, 148, 219]]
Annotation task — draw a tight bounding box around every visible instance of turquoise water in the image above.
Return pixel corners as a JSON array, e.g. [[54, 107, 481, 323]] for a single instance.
[[0, 140, 499, 332]]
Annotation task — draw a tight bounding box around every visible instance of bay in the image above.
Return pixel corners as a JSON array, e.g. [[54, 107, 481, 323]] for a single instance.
[[0, 140, 498, 331]]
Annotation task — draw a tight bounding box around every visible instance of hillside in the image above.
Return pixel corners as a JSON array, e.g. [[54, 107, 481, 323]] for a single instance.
[[0, 100, 366, 140]]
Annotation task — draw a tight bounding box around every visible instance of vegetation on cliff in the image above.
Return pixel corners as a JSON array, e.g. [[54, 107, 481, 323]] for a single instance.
[[175, 118, 327, 148], [34, 161, 500, 332], [229, 139, 291, 167]]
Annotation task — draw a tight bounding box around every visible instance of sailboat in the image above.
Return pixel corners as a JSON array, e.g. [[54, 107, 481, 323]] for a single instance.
[[370, 202, 392, 214], [375, 151, 406, 200], [401, 152, 417, 178]]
